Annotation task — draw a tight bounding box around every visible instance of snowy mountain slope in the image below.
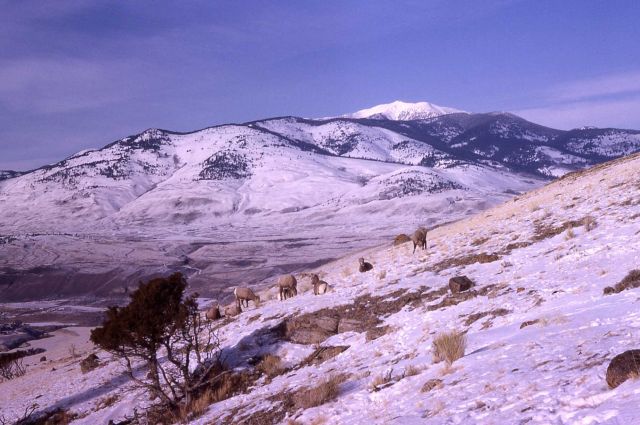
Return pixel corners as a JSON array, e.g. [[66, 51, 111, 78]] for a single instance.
[[0, 170, 23, 181], [3, 152, 640, 424], [2, 105, 640, 302], [343, 100, 464, 120]]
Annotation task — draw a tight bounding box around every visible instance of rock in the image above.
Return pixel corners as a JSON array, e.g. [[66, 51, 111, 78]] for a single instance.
[[40, 356, 47, 362], [337, 318, 364, 333], [80, 353, 100, 374], [205, 305, 222, 320], [606, 350, 640, 389], [449, 276, 474, 293], [603, 286, 615, 295]]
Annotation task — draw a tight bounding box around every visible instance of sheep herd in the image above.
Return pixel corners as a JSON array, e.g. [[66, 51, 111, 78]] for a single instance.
[[205, 226, 428, 320]]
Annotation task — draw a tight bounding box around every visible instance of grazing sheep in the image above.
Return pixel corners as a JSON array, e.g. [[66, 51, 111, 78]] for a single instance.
[[411, 227, 428, 254], [234, 287, 261, 311], [277, 287, 294, 300], [205, 305, 221, 320], [278, 275, 298, 300], [311, 274, 329, 295], [359, 258, 373, 273]]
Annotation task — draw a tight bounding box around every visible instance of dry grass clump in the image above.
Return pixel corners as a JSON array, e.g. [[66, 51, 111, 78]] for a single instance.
[[404, 364, 421, 377], [432, 330, 466, 365], [421, 378, 444, 393], [369, 370, 393, 392], [173, 372, 254, 422], [583, 215, 597, 231], [564, 224, 575, 240], [257, 354, 284, 378], [293, 374, 346, 409], [340, 267, 352, 278], [95, 393, 119, 411], [393, 234, 412, 246], [177, 389, 215, 421], [377, 270, 387, 280]]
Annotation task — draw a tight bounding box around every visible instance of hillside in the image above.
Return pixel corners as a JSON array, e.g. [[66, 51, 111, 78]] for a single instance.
[[1, 102, 640, 302], [2, 152, 640, 424]]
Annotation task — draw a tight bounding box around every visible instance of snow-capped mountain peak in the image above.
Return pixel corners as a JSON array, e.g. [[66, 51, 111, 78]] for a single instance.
[[344, 100, 465, 121]]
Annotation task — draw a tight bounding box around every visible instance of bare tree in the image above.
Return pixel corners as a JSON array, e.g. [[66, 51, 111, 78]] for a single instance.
[[91, 273, 227, 408]]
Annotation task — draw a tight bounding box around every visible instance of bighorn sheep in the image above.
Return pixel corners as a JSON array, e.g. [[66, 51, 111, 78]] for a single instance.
[[359, 258, 373, 273], [205, 305, 221, 320], [224, 304, 241, 317], [234, 287, 260, 311], [311, 273, 329, 295], [277, 288, 294, 300], [278, 275, 298, 300], [411, 227, 428, 253]]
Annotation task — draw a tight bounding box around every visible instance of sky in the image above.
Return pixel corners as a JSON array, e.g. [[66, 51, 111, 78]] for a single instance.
[[1, 0, 640, 171]]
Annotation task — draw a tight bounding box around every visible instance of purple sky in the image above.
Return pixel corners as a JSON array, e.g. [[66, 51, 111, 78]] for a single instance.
[[2, 0, 640, 171]]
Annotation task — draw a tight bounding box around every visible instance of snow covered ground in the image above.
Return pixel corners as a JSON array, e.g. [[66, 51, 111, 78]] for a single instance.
[[2, 152, 640, 424]]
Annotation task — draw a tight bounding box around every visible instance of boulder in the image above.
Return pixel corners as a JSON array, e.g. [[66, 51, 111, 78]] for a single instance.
[[449, 276, 474, 293], [80, 353, 100, 374], [606, 350, 640, 389]]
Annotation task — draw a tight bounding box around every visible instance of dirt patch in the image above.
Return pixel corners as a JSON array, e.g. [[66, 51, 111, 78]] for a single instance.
[[532, 219, 583, 242], [471, 237, 489, 246], [301, 345, 349, 367], [463, 308, 511, 326], [426, 284, 498, 312], [520, 319, 541, 329], [503, 241, 534, 253], [603, 270, 640, 295], [433, 253, 501, 273]]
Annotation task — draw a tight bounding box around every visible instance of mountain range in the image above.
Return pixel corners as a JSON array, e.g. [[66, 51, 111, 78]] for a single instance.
[[1, 100, 640, 301]]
